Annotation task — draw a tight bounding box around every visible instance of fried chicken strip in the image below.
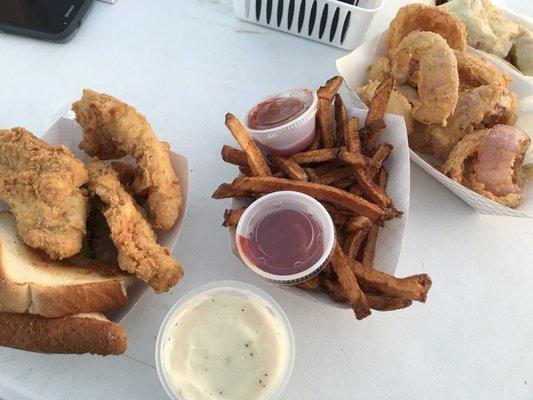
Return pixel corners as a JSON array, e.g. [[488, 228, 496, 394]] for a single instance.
[[86, 159, 183, 293], [73, 89, 181, 230], [0, 127, 88, 260]]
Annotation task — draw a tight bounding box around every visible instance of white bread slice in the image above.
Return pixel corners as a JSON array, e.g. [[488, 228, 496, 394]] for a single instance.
[[0, 312, 127, 355], [0, 211, 133, 318]]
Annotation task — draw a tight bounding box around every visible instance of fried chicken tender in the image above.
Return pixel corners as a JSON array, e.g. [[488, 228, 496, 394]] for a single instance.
[[0, 128, 88, 260], [72, 89, 181, 230], [86, 159, 183, 293]]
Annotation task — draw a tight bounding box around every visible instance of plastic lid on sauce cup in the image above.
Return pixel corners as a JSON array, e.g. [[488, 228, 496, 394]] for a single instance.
[[236, 191, 335, 284], [155, 281, 295, 400], [244, 89, 318, 157]]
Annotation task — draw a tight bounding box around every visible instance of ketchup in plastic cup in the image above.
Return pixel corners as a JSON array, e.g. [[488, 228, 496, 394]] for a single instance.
[[236, 191, 335, 284], [245, 89, 318, 157]]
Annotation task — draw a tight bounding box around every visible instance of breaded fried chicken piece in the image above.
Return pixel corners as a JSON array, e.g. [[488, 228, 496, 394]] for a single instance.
[[86, 159, 183, 293], [73, 89, 181, 230], [0, 128, 88, 260]]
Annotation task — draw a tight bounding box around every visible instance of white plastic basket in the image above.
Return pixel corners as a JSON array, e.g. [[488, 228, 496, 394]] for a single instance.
[[232, 0, 384, 50]]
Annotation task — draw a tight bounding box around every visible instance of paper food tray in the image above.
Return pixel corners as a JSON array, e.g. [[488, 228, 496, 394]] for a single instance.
[[336, 26, 533, 218], [0, 117, 189, 322], [227, 106, 410, 309]]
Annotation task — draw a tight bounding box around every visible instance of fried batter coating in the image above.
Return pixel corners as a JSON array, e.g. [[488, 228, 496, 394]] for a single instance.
[[0, 127, 88, 259], [367, 57, 391, 83], [86, 159, 183, 293], [392, 31, 459, 126], [73, 89, 181, 230], [387, 3, 467, 55]]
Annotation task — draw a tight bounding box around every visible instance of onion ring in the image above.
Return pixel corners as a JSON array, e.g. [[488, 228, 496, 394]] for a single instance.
[[454, 50, 509, 89], [392, 31, 459, 126], [443, 125, 530, 208], [387, 4, 467, 56], [442, 129, 489, 182]]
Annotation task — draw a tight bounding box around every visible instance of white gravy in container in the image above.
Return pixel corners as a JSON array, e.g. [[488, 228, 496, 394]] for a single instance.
[[160, 289, 290, 400]]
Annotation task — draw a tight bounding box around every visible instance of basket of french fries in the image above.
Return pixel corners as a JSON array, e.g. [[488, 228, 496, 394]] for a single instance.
[[337, 3, 533, 218], [212, 77, 432, 320]]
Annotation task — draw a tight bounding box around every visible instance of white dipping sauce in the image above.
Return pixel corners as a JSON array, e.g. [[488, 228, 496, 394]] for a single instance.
[[160, 289, 290, 400]]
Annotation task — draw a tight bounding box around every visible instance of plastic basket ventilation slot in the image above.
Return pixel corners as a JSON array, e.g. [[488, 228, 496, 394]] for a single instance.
[[250, 0, 359, 45]]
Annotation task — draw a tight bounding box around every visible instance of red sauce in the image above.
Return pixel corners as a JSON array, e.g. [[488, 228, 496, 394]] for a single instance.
[[247, 97, 307, 130], [238, 209, 324, 276]]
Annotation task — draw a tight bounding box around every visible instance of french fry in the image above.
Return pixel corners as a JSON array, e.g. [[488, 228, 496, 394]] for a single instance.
[[365, 294, 413, 311], [222, 207, 246, 227], [361, 225, 379, 267], [271, 156, 308, 181], [344, 117, 361, 154], [330, 243, 370, 320], [317, 76, 344, 102], [239, 166, 253, 176], [343, 216, 373, 233], [344, 116, 394, 209], [343, 230, 368, 259], [296, 275, 320, 290], [291, 148, 340, 164], [368, 143, 393, 179], [313, 163, 341, 175], [221, 145, 248, 167], [354, 166, 394, 209], [349, 143, 392, 196], [320, 277, 346, 303], [322, 277, 414, 311], [348, 258, 432, 302], [220, 176, 385, 222], [304, 167, 320, 183], [361, 169, 388, 267], [364, 76, 394, 126], [319, 166, 353, 185], [360, 120, 387, 151], [212, 183, 252, 199], [317, 98, 335, 148], [321, 203, 353, 223], [331, 177, 356, 190], [338, 147, 366, 168], [334, 94, 347, 147], [225, 113, 271, 177], [361, 76, 394, 148], [307, 124, 322, 150]]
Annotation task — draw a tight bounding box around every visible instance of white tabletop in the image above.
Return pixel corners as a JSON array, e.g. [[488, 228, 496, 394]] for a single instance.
[[1, 1, 532, 399]]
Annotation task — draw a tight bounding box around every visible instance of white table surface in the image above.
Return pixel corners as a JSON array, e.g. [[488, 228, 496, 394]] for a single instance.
[[1, 1, 532, 399]]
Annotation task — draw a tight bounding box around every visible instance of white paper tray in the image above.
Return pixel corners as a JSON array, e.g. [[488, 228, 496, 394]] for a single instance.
[[336, 25, 533, 218], [0, 117, 189, 322], [227, 106, 410, 309]]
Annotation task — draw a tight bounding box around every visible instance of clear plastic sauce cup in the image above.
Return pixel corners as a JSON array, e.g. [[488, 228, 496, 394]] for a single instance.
[[244, 89, 318, 157], [156, 281, 295, 400], [236, 191, 335, 284]]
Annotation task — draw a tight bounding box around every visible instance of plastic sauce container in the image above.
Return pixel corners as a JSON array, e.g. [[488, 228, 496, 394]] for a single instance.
[[156, 281, 294, 400], [245, 89, 318, 157], [236, 191, 335, 284]]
